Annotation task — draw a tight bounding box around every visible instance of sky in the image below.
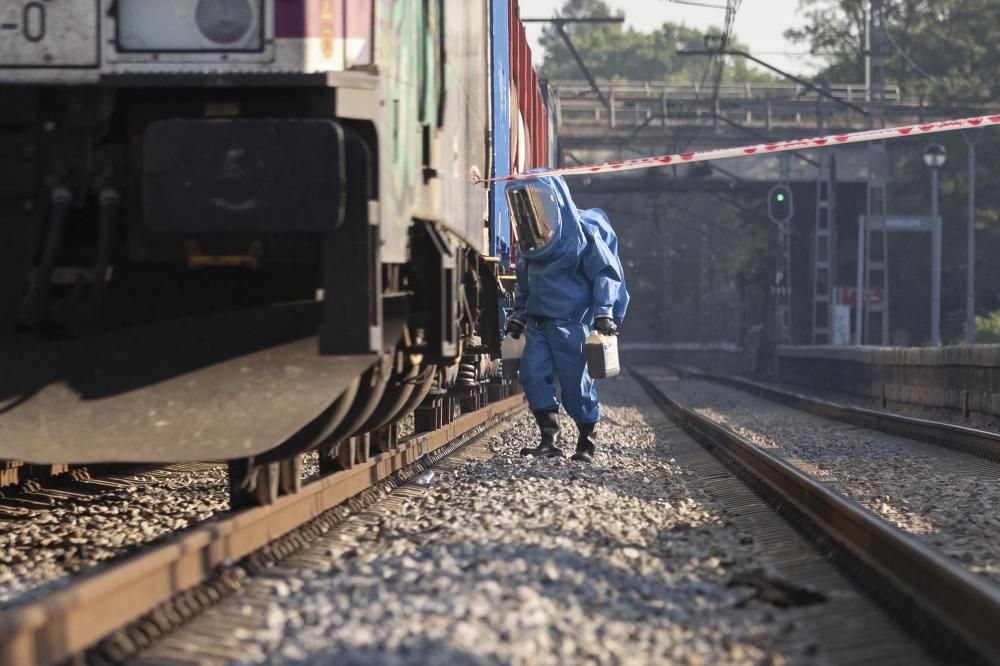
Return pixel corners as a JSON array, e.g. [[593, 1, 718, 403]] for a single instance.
[[524, 0, 829, 78]]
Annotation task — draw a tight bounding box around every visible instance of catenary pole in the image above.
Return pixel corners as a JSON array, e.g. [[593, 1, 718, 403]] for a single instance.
[[964, 130, 982, 344]]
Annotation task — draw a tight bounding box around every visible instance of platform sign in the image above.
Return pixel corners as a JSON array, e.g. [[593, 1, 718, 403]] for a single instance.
[[862, 215, 939, 233]]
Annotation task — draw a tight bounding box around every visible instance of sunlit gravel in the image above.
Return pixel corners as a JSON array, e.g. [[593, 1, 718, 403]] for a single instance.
[[663, 378, 1000, 586], [139, 375, 908, 665]]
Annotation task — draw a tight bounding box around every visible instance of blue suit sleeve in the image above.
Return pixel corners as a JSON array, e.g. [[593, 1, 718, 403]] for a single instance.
[[581, 233, 625, 321], [511, 258, 529, 324]]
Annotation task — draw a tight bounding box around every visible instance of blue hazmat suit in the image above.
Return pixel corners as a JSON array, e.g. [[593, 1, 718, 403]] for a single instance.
[[508, 174, 629, 424]]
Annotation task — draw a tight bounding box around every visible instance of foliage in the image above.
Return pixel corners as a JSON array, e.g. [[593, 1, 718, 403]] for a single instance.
[[786, 1, 1000, 342], [537, 0, 776, 83], [974, 311, 1000, 344], [785, 0, 1000, 104]]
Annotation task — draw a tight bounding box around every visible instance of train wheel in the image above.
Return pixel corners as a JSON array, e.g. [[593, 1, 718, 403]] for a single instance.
[[278, 455, 303, 496], [227, 458, 280, 509], [323, 353, 393, 445], [357, 361, 419, 438], [394, 368, 438, 422], [255, 378, 361, 465]]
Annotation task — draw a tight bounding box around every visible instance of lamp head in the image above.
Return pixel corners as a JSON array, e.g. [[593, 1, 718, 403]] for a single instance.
[[923, 143, 947, 169]]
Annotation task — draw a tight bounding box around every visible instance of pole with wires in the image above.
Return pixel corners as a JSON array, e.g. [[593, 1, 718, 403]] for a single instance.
[[860, 0, 890, 345], [964, 129, 982, 344], [702, 0, 743, 131]]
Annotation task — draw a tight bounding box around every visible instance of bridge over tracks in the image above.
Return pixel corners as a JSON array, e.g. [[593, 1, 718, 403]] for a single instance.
[[550, 80, 959, 187]]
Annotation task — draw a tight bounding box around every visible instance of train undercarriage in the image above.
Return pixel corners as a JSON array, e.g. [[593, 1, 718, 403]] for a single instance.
[[0, 82, 509, 507]]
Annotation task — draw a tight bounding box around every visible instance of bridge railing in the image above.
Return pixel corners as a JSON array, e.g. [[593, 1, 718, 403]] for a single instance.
[[552, 80, 903, 103], [551, 80, 940, 132]]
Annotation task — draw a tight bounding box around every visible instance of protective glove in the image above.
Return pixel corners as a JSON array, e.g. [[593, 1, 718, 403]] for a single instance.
[[594, 315, 619, 336], [506, 318, 525, 339]]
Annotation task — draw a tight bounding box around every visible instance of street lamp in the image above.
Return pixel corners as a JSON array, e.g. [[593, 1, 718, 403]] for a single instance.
[[923, 143, 946, 346], [923, 143, 947, 169]]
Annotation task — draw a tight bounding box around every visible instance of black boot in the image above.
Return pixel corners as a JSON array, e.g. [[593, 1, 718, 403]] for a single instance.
[[572, 421, 598, 462], [520, 410, 563, 458]]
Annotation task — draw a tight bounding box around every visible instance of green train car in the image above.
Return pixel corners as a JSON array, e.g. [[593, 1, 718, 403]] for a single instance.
[[0, 0, 553, 504]]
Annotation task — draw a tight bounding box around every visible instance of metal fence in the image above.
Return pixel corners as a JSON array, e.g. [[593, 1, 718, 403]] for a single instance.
[[550, 80, 942, 132]]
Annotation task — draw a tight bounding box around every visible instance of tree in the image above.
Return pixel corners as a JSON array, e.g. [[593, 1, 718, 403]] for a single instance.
[[785, 0, 1000, 104], [787, 0, 1000, 342], [537, 0, 775, 83]]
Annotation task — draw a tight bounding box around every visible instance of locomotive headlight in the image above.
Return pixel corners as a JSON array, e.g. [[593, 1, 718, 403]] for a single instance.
[[117, 0, 263, 52], [195, 0, 255, 44]]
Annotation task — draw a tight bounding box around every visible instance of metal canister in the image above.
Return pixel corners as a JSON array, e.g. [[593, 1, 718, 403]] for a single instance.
[[586, 331, 620, 379], [501, 334, 525, 381]]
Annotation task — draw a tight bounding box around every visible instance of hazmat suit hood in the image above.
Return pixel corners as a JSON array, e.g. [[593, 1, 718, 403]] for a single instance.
[[505, 173, 586, 264]]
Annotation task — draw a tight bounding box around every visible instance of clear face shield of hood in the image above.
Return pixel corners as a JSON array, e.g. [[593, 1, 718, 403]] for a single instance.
[[506, 182, 561, 253]]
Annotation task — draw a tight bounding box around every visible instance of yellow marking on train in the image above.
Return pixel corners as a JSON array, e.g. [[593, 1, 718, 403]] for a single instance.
[[205, 103, 240, 117], [322, 28, 334, 58], [185, 241, 261, 270]]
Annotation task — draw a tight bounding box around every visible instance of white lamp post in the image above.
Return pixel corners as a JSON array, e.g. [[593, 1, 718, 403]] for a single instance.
[[923, 144, 946, 346]]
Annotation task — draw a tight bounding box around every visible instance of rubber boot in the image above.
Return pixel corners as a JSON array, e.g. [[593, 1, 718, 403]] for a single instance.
[[520, 410, 563, 458], [572, 421, 598, 463]]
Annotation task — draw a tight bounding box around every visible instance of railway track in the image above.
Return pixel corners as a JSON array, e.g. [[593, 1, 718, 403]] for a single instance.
[[631, 366, 1000, 664], [669, 364, 1000, 462], [115, 374, 944, 663], [0, 394, 524, 666], [649, 366, 1000, 588]]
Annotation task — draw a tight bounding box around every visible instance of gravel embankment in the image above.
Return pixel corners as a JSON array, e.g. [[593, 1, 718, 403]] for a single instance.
[[0, 451, 341, 609], [660, 376, 1000, 585], [0, 464, 231, 606], [138, 375, 931, 665]]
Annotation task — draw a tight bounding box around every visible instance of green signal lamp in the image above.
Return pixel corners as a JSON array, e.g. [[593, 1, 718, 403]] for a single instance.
[[768, 184, 793, 223]]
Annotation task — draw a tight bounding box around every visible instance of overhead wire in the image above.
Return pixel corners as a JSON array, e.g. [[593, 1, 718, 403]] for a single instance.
[[673, 0, 742, 154], [884, 28, 932, 80], [709, 0, 742, 103], [880, 6, 933, 81]]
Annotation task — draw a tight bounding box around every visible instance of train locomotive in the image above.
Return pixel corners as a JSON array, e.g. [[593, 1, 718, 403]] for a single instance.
[[0, 0, 555, 505]]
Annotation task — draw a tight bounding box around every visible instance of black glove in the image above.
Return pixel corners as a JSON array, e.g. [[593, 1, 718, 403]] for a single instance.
[[594, 315, 618, 336], [506, 318, 525, 339]]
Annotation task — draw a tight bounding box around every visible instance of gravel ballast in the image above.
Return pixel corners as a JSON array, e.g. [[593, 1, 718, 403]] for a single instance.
[[657, 375, 1000, 586], [136, 374, 931, 665], [0, 464, 231, 606], [0, 453, 335, 610]]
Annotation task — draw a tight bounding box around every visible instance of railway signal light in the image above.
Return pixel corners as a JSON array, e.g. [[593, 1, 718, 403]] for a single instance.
[[768, 184, 794, 224]]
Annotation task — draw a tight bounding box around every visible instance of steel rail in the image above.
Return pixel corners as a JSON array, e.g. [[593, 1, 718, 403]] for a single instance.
[[0, 394, 525, 666], [669, 364, 1000, 462], [631, 367, 1000, 663]]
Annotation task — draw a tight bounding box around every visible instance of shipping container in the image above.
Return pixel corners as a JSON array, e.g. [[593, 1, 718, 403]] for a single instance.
[[490, 0, 550, 268]]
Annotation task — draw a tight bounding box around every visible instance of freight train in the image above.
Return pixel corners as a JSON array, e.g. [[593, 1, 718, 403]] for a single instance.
[[0, 0, 555, 505]]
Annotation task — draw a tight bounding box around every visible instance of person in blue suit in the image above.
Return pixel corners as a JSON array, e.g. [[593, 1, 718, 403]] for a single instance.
[[504, 174, 629, 463]]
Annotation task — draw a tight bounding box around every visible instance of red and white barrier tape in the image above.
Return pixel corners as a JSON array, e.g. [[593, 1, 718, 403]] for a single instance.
[[491, 113, 999, 182]]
